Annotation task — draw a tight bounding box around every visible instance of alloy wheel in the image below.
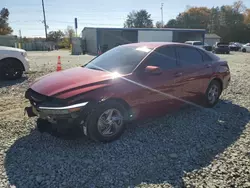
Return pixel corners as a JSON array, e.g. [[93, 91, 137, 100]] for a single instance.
[[97, 108, 123, 137], [208, 84, 219, 104]]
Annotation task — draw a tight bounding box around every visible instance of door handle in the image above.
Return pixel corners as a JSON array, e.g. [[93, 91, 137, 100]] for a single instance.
[[175, 72, 183, 77]]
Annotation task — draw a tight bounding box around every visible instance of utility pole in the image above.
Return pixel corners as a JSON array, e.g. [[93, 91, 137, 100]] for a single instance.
[[42, 0, 48, 39], [161, 3, 164, 28], [19, 29, 22, 40]]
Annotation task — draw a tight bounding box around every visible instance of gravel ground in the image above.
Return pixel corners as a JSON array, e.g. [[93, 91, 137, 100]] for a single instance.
[[0, 50, 249, 188]]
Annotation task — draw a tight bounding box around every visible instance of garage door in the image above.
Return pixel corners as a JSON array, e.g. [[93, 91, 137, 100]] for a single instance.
[[138, 30, 173, 42]]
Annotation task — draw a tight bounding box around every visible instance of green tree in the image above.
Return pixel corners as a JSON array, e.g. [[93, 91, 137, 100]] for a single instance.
[[47, 30, 64, 42], [244, 9, 250, 25], [155, 21, 163, 28], [175, 7, 211, 29], [0, 8, 13, 35], [64, 26, 75, 47], [208, 7, 220, 33], [165, 19, 179, 28], [165, 1, 250, 42], [124, 10, 153, 28]]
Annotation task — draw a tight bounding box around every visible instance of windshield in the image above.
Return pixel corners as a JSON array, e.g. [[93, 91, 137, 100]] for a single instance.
[[84, 45, 152, 74]]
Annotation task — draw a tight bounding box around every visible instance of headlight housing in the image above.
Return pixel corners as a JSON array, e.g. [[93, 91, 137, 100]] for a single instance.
[[21, 52, 27, 57]]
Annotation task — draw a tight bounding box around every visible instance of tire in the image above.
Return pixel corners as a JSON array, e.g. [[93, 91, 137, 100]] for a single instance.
[[204, 80, 222, 108], [226, 51, 230, 54], [85, 101, 127, 142], [0, 59, 23, 80], [37, 118, 52, 133], [242, 48, 246, 53]]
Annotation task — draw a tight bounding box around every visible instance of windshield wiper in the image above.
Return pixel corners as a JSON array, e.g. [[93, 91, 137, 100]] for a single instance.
[[87, 66, 104, 71]]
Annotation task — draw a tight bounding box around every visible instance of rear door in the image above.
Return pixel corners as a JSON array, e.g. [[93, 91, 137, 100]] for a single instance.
[[175, 46, 213, 103], [134, 46, 183, 118]]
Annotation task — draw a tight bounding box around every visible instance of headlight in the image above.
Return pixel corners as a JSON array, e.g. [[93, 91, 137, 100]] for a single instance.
[[21, 52, 27, 57], [38, 102, 88, 115]]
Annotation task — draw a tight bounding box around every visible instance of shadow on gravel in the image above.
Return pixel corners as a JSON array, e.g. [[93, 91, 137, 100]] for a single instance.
[[4, 100, 250, 188], [0, 77, 27, 88]]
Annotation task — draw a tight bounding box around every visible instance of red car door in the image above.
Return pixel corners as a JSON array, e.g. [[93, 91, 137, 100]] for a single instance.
[[132, 46, 184, 119], [175, 46, 214, 104]]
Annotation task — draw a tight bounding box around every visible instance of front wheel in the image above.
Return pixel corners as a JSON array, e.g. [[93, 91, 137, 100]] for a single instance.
[[85, 101, 127, 142], [204, 80, 222, 108], [0, 59, 23, 80], [242, 48, 246, 53]]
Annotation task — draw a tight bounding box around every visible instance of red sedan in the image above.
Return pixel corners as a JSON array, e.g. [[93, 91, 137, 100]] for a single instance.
[[25, 42, 231, 142]]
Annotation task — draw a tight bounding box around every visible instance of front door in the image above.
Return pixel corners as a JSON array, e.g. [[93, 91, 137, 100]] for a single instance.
[[133, 46, 184, 119]]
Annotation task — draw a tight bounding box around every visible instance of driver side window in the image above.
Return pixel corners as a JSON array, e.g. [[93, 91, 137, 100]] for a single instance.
[[145, 47, 178, 70]]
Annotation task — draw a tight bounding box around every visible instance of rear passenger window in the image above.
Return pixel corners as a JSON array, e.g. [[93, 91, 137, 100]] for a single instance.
[[146, 47, 177, 70], [176, 47, 203, 66], [199, 50, 213, 62]]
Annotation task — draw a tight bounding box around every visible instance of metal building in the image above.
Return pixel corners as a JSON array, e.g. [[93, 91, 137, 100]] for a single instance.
[[81, 27, 206, 55]]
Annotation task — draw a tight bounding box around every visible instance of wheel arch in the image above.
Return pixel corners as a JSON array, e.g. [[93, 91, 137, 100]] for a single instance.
[[209, 77, 223, 93]]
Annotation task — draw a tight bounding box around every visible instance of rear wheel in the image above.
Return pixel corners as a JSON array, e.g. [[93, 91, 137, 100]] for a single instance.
[[85, 101, 127, 142], [0, 59, 23, 80], [242, 48, 246, 53], [204, 80, 222, 108]]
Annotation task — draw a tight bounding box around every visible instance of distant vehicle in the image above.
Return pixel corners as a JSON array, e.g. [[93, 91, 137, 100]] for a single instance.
[[229, 42, 241, 51], [213, 42, 230, 54], [0, 46, 29, 80], [25, 42, 231, 142], [203, 43, 213, 51], [185, 41, 203, 48], [185, 41, 212, 51], [241, 43, 250, 53]]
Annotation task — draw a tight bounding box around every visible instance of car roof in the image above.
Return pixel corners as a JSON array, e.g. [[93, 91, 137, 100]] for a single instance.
[[123, 42, 194, 49]]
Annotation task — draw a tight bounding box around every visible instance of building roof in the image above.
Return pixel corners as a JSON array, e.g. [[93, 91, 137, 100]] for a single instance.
[[83, 27, 206, 32], [205, 34, 221, 39]]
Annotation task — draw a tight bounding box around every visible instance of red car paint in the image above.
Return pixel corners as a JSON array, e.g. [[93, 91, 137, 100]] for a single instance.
[[29, 42, 230, 120]]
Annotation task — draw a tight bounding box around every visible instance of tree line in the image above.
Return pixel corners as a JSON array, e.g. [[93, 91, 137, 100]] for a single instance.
[[124, 0, 250, 43]]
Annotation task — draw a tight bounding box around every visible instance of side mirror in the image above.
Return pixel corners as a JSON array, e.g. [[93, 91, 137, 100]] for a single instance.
[[145, 66, 162, 75]]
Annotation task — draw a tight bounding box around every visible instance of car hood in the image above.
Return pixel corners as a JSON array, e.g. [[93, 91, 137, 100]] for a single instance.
[[0, 46, 26, 52], [30, 67, 120, 97]]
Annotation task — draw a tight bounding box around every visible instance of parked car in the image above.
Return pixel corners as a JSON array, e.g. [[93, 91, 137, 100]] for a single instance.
[[229, 42, 241, 51], [241, 43, 250, 53], [0, 46, 29, 80], [213, 42, 230, 54], [25, 42, 231, 142], [185, 41, 212, 51], [203, 43, 213, 51], [185, 41, 203, 48]]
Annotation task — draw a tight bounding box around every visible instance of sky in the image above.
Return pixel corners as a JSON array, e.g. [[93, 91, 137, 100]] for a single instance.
[[2, 0, 250, 37]]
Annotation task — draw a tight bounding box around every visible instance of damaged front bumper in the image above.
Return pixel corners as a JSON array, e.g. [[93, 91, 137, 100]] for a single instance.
[[24, 89, 91, 135], [24, 103, 90, 136], [25, 102, 89, 122]]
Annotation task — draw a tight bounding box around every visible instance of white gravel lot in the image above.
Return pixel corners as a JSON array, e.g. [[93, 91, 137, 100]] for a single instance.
[[0, 50, 249, 188]]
